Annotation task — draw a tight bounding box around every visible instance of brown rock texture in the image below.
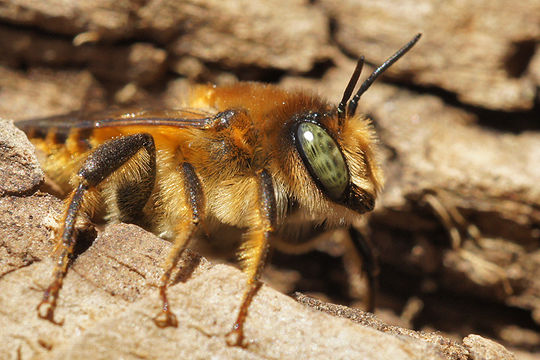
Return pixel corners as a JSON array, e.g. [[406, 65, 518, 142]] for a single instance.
[[0, 0, 538, 359], [0, 177, 510, 359], [0, 120, 43, 195]]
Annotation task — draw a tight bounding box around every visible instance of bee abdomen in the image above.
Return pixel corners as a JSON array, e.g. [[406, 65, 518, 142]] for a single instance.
[[20, 123, 93, 156], [25, 126, 68, 144]]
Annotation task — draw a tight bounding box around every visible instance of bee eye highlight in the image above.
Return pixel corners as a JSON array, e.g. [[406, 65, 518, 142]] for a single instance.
[[296, 122, 349, 200]]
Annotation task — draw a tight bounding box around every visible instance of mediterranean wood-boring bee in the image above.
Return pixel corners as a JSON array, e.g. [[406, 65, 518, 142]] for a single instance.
[[17, 34, 420, 346]]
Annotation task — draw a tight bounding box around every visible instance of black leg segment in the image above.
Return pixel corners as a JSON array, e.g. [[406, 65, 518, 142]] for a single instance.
[[348, 226, 379, 312], [79, 133, 155, 186]]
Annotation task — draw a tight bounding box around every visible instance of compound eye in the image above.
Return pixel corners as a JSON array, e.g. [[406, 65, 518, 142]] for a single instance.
[[296, 122, 349, 200]]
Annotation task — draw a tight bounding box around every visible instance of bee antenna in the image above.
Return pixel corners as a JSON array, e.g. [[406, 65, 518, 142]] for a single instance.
[[337, 56, 364, 126], [347, 33, 422, 117]]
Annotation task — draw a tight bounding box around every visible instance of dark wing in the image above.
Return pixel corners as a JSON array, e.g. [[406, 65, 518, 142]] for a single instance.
[[16, 108, 219, 133]]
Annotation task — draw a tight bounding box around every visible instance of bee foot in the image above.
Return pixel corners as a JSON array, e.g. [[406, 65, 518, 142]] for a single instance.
[[225, 325, 246, 348], [153, 310, 178, 328], [37, 300, 63, 325]]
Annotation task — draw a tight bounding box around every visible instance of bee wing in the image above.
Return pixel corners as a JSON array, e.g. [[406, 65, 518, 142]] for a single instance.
[[17, 108, 218, 132]]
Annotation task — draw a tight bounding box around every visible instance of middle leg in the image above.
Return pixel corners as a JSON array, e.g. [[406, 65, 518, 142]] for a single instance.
[[226, 169, 276, 347], [153, 162, 205, 327]]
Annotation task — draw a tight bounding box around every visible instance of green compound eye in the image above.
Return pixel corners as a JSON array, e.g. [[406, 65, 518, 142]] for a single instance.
[[296, 122, 349, 200]]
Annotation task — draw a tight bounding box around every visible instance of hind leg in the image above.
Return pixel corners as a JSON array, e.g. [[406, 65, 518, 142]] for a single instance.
[[37, 133, 156, 323]]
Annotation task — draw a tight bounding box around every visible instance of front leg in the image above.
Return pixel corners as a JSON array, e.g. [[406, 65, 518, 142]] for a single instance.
[[346, 227, 379, 312], [273, 227, 379, 313], [226, 169, 276, 347]]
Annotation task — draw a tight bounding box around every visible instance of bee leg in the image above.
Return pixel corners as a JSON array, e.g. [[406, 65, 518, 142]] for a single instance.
[[226, 169, 276, 347], [37, 133, 156, 324], [153, 162, 204, 328], [273, 228, 379, 313], [106, 150, 156, 226], [346, 227, 379, 312]]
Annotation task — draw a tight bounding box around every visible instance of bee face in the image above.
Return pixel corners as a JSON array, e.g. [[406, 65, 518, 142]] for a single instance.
[[288, 110, 381, 218], [282, 33, 423, 219], [338, 114, 382, 214]]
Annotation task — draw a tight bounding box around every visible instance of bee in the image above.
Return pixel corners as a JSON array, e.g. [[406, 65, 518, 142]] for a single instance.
[[17, 34, 421, 346]]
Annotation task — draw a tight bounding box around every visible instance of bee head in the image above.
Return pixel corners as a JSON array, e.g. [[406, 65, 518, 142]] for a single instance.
[[292, 109, 381, 215], [291, 34, 421, 215]]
